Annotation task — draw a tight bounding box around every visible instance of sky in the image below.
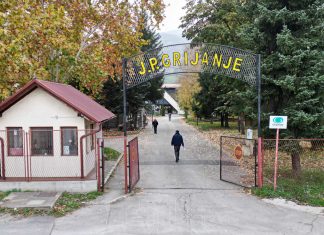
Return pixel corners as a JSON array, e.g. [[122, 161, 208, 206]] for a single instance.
[[158, 0, 187, 33]]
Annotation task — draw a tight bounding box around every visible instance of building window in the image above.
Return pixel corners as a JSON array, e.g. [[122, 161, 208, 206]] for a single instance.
[[31, 127, 53, 156], [7, 127, 23, 156], [61, 127, 78, 156]]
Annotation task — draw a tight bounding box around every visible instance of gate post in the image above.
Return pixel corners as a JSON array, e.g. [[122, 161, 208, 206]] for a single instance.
[[97, 139, 101, 191], [256, 54, 263, 188], [101, 140, 105, 192], [122, 58, 128, 194], [0, 137, 5, 179], [220, 136, 223, 181]]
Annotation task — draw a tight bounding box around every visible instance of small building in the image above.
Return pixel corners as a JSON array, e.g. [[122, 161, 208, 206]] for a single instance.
[[0, 79, 114, 191], [156, 83, 184, 114]]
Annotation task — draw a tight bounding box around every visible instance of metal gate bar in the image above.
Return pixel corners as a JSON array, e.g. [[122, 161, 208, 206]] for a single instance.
[[128, 137, 140, 192], [220, 136, 257, 187]]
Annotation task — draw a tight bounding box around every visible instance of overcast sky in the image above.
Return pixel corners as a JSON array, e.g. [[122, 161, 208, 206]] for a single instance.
[[158, 0, 187, 33]]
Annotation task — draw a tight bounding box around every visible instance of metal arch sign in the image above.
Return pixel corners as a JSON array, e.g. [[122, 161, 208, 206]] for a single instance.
[[121, 43, 262, 193], [123, 43, 259, 89]]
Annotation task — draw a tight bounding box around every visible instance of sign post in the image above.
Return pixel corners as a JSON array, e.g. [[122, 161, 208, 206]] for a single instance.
[[269, 116, 288, 190]]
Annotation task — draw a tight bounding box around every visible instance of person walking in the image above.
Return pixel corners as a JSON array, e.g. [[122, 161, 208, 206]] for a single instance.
[[168, 107, 172, 121], [171, 130, 184, 162], [152, 119, 158, 134]]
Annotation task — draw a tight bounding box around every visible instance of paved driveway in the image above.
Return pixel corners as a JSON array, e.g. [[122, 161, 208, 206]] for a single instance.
[[1, 115, 323, 234]]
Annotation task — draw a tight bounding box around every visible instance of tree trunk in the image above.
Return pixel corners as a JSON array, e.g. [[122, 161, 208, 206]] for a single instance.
[[237, 116, 241, 132], [291, 152, 301, 177], [220, 113, 224, 127], [224, 113, 229, 128], [240, 113, 245, 135], [184, 109, 188, 119]]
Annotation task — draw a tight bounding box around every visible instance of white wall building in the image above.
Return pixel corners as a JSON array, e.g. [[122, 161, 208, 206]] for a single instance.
[[0, 79, 114, 184]]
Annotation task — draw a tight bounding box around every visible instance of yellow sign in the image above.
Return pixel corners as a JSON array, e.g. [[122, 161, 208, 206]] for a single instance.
[[138, 51, 243, 75]]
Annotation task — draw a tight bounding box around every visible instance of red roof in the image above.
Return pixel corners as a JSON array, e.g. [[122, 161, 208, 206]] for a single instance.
[[0, 79, 115, 123]]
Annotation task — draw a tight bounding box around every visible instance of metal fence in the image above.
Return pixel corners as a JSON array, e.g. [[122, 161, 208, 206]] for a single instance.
[[220, 136, 257, 187], [0, 129, 99, 181], [262, 139, 324, 187]]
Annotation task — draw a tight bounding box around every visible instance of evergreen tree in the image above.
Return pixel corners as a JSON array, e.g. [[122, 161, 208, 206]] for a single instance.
[[180, 0, 254, 130], [243, 0, 324, 175], [140, 12, 164, 104], [101, 13, 164, 129]]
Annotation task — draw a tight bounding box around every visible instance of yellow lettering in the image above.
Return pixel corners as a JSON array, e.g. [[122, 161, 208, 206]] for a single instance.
[[173, 52, 181, 66], [184, 51, 188, 65], [139, 61, 146, 75], [190, 52, 199, 65], [233, 58, 243, 72], [162, 54, 171, 68], [213, 54, 222, 67], [201, 52, 209, 65], [223, 57, 233, 69], [149, 58, 158, 72]]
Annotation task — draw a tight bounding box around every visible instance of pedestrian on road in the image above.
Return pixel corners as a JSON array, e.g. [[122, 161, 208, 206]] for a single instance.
[[152, 119, 158, 134], [168, 107, 172, 121], [171, 130, 184, 162]]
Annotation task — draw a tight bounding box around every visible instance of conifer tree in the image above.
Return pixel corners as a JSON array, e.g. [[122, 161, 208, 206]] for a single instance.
[[244, 0, 324, 175]]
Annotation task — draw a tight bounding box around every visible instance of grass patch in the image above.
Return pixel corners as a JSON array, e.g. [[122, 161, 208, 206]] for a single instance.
[[186, 118, 236, 131], [252, 170, 324, 207], [0, 191, 103, 217], [0, 191, 12, 201], [104, 147, 120, 161], [0, 189, 23, 201]]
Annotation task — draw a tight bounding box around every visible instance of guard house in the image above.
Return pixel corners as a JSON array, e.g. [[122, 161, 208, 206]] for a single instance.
[[0, 79, 114, 189]]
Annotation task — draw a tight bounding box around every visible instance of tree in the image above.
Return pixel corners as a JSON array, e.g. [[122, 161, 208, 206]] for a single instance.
[[0, 0, 165, 100], [193, 73, 218, 121], [140, 12, 164, 105], [243, 0, 324, 176], [180, 0, 254, 129], [101, 11, 164, 129], [177, 74, 201, 118]]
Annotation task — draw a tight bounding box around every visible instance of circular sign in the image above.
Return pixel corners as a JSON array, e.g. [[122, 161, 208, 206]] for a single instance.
[[273, 117, 284, 123], [234, 145, 243, 160]]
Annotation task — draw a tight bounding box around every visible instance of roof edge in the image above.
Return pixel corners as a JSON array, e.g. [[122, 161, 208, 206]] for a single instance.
[[0, 79, 115, 123]]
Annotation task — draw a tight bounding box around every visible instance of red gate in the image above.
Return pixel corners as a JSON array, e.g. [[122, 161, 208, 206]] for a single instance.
[[128, 137, 140, 192]]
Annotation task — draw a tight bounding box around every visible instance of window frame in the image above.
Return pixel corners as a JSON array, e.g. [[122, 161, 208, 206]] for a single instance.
[[6, 127, 23, 156], [60, 127, 78, 156], [30, 127, 54, 156]]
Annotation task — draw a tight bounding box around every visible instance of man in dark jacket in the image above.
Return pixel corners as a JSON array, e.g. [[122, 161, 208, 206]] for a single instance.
[[152, 119, 158, 134], [171, 130, 184, 162]]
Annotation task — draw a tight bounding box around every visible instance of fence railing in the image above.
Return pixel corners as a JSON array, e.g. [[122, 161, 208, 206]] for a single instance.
[[262, 138, 324, 187], [0, 129, 99, 181]]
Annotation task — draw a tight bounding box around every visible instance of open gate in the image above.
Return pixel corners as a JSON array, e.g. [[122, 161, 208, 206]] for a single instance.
[[122, 43, 262, 193], [128, 137, 140, 192], [220, 136, 257, 187]]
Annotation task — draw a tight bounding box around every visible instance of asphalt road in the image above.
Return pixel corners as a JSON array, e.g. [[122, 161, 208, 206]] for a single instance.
[[1, 115, 323, 234]]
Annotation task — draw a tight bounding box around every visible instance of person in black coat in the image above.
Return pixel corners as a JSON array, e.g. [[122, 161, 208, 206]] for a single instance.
[[152, 119, 158, 134], [171, 130, 184, 162]]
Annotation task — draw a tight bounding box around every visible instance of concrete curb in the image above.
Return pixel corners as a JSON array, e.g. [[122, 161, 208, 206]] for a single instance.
[[263, 198, 324, 215], [108, 192, 135, 204], [104, 154, 124, 185]]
